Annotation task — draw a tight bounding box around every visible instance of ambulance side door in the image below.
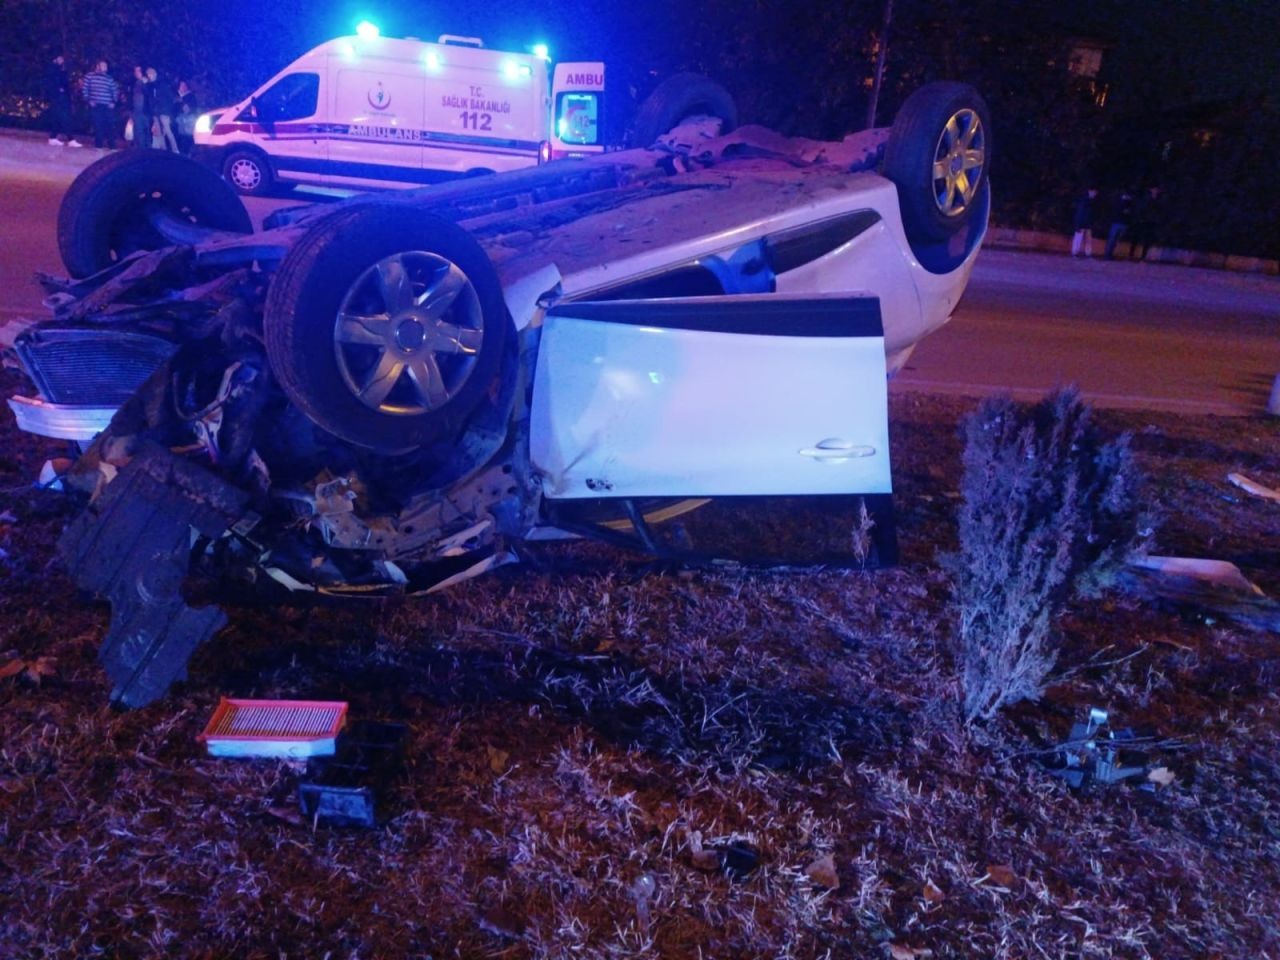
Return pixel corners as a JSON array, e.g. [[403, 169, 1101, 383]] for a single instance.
[[327, 55, 426, 186]]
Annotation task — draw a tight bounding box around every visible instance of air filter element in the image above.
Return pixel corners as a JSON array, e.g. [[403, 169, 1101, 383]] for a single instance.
[[199, 698, 348, 758]]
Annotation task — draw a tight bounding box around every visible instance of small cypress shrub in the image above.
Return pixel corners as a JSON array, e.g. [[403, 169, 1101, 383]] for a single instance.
[[945, 388, 1148, 723]]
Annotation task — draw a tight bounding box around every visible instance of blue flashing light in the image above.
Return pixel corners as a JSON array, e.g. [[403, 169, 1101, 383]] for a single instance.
[[339, 41, 357, 59], [355, 20, 380, 40], [502, 60, 520, 80], [533, 43, 550, 61], [424, 50, 441, 70]]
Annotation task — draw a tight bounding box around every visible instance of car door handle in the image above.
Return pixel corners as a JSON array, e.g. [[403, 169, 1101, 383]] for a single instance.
[[798, 438, 876, 461]]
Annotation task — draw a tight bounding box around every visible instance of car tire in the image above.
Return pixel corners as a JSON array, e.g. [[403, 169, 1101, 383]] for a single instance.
[[263, 202, 510, 454], [57, 150, 253, 279], [222, 148, 275, 196], [629, 73, 738, 148], [883, 82, 991, 242]]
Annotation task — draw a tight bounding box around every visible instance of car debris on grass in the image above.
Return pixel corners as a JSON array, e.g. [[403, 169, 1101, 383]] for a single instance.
[[1127, 554, 1280, 632], [1228, 471, 1280, 503], [3, 385, 1279, 957], [1041, 706, 1183, 791]]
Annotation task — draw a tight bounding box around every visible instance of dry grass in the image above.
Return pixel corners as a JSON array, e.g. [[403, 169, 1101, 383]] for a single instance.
[[2, 374, 1279, 959]]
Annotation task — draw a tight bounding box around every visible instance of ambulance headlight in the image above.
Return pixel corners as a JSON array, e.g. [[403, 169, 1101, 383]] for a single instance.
[[195, 113, 216, 135]]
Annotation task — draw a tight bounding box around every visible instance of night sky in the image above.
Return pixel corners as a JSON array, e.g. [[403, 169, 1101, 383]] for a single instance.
[[187, 0, 1278, 105]]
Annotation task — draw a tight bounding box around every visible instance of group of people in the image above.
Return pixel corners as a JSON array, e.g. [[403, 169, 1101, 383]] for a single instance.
[[45, 55, 199, 155], [1071, 185, 1166, 262]]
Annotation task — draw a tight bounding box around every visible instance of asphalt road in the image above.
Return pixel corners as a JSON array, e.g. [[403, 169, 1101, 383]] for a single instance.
[[2, 149, 1278, 416], [894, 249, 1280, 415]]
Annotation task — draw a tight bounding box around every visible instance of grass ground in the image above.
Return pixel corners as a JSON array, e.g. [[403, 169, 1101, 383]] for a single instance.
[[2, 372, 1278, 959]]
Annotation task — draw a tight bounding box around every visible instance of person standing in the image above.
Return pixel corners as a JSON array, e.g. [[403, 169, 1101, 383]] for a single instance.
[[1103, 188, 1134, 260], [130, 66, 152, 148], [150, 68, 178, 152], [45, 54, 81, 147], [1128, 186, 1164, 261], [81, 60, 119, 148], [1070, 187, 1097, 258], [174, 80, 199, 155]]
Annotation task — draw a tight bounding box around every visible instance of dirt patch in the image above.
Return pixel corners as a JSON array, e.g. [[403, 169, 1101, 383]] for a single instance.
[[2, 371, 1279, 958]]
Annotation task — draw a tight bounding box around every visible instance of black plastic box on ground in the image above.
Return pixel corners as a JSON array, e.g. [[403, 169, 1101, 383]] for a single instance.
[[297, 721, 407, 827]]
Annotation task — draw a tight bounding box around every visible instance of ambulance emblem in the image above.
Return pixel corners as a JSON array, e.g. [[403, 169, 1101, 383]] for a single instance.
[[367, 82, 391, 110]]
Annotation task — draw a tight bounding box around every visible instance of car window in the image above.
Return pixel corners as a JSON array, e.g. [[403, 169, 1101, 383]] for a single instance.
[[586, 265, 726, 301], [245, 72, 320, 122], [765, 210, 881, 274]]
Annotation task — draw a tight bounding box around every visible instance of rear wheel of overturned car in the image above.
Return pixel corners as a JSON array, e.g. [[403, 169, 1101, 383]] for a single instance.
[[57, 150, 253, 278], [222, 148, 275, 196], [629, 73, 738, 147], [263, 203, 509, 454], [883, 82, 991, 242]]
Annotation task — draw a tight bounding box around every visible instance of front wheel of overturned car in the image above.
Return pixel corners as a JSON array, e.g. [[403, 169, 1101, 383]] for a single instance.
[[263, 203, 510, 454], [629, 73, 738, 147], [883, 82, 991, 243], [57, 150, 253, 278]]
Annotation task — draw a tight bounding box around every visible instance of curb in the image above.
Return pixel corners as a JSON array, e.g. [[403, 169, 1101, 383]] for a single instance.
[[983, 225, 1280, 277], [0, 126, 114, 172]]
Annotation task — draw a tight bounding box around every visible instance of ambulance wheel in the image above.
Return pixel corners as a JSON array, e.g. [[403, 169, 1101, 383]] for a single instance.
[[57, 150, 252, 278], [223, 148, 275, 196], [883, 82, 991, 242], [630, 73, 738, 147], [264, 203, 509, 454]]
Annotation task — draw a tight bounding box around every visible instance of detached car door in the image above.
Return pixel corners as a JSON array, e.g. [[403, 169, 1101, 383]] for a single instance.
[[530, 293, 891, 499]]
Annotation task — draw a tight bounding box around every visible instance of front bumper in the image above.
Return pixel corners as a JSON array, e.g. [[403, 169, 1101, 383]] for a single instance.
[[7, 395, 116, 441]]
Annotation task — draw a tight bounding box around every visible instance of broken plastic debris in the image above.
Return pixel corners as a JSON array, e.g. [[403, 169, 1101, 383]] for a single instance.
[[1134, 555, 1265, 596], [199, 698, 348, 758], [297, 721, 407, 827], [264, 566, 318, 593], [1227, 472, 1280, 503], [1128, 554, 1280, 631], [632, 874, 656, 929], [687, 831, 761, 879], [1042, 706, 1179, 790], [38, 458, 73, 491]]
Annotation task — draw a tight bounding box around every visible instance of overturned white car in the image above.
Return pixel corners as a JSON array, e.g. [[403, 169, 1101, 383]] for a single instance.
[[7, 81, 990, 706]]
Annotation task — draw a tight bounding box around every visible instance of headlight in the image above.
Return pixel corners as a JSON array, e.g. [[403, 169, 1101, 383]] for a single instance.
[[194, 113, 216, 135]]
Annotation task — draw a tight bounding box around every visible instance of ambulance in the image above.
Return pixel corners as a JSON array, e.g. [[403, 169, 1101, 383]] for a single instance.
[[193, 25, 728, 195]]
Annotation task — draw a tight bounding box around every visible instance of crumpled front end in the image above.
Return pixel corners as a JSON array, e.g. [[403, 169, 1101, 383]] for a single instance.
[[6, 238, 524, 707]]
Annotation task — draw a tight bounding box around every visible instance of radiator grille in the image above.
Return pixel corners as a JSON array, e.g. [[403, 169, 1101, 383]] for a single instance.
[[15, 327, 177, 405]]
